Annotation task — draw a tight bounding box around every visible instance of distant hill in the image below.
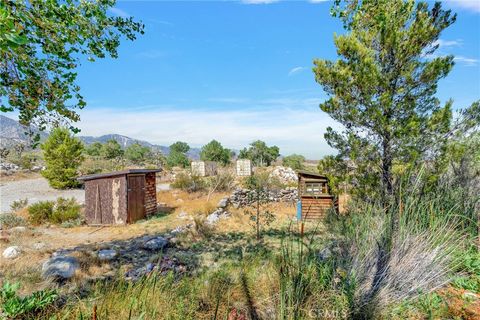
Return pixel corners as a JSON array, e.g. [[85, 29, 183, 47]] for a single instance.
[[0, 115, 200, 159], [0, 115, 48, 147]]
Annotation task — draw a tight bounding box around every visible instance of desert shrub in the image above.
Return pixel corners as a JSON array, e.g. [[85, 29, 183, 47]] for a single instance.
[[0, 282, 57, 319], [51, 197, 81, 224], [27, 198, 81, 225], [282, 154, 306, 170], [190, 215, 214, 240], [9, 152, 38, 170], [27, 201, 55, 225], [171, 172, 206, 192], [41, 127, 84, 189], [206, 172, 236, 201], [10, 198, 28, 212], [0, 212, 26, 228]]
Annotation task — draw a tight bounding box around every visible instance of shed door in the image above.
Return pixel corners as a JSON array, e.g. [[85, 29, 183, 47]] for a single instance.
[[127, 175, 146, 223]]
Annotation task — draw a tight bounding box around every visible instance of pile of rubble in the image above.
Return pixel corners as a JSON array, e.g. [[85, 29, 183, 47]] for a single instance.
[[270, 166, 298, 184], [0, 162, 19, 175], [229, 187, 298, 208]]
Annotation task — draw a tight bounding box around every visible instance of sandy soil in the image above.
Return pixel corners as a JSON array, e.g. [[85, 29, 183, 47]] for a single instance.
[[0, 178, 85, 213]]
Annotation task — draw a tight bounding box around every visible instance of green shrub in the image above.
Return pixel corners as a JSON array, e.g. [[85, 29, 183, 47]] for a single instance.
[[27, 201, 55, 225], [10, 198, 28, 212], [171, 173, 206, 192], [51, 197, 81, 224], [27, 198, 81, 225], [0, 212, 26, 229], [0, 282, 57, 319]]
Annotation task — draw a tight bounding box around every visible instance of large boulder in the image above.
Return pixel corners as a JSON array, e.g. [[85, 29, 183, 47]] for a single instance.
[[98, 249, 117, 261], [217, 198, 229, 208], [142, 237, 168, 251], [3, 246, 20, 259], [42, 256, 79, 279]]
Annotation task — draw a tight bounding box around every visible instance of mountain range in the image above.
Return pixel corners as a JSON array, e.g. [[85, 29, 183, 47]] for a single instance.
[[0, 115, 200, 159]]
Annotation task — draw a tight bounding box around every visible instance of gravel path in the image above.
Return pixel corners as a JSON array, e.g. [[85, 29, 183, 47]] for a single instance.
[[0, 178, 85, 213]]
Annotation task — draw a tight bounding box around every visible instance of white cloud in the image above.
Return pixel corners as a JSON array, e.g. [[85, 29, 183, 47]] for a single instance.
[[76, 104, 337, 159], [309, 0, 330, 3], [288, 66, 306, 76], [454, 56, 478, 66], [433, 39, 463, 48], [108, 7, 130, 18], [241, 0, 279, 4], [444, 0, 480, 13]]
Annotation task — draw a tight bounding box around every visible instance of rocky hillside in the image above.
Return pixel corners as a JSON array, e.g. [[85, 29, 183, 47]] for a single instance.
[[0, 115, 200, 158], [0, 115, 48, 147]]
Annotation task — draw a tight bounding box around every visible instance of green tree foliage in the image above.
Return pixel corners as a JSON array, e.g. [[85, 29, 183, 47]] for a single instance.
[[170, 141, 190, 154], [317, 155, 349, 196], [239, 140, 280, 167], [0, 1, 144, 142], [200, 140, 231, 166], [125, 142, 151, 164], [167, 141, 190, 168], [282, 154, 306, 170], [312, 0, 476, 204], [41, 127, 84, 189], [101, 139, 123, 160], [84, 142, 103, 157]]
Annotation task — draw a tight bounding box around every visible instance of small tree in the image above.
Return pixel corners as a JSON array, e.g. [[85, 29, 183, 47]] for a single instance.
[[101, 139, 124, 159], [244, 172, 279, 240], [125, 142, 151, 164], [41, 128, 84, 189], [239, 140, 280, 167], [167, 141, 190, 168], [282, 154, 306, 170], [200, 139, 231, 166], [84, 142, 103, 157]]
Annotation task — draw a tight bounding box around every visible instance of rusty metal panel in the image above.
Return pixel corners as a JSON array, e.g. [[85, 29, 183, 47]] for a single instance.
[[84, 175, 127, 225]]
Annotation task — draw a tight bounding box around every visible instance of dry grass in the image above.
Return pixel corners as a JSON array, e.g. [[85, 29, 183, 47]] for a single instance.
[[0, 188, 303, 296], [0, 171, 41, 182]]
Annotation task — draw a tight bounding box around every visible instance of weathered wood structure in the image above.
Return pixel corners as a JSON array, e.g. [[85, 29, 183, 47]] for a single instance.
[[78, 169, 161, 225], [297, 170, 334, 220], [191, 161, 217, 177], [236, 159, 252, 176]]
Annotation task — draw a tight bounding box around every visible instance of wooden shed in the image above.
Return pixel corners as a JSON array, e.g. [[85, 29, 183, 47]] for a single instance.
[[78, 169, 161, 225], [191, 161, 217, 177], [297, 170, 334, 220]]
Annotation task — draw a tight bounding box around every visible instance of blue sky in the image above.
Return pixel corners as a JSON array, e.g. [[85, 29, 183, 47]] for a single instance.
[[69, 0, 480, 159]]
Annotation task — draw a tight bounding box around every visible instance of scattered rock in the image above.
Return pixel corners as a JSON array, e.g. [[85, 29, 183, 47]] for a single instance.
[[142, 236, 168, 251], [3, 246, 20, 259], [8, 226, 27, 233], [42, 256, 79, 279], [270, 166, 298, 184], [317, 247, 332, 261], [178, 211, 189, 219], [33, 242, 46, 250], [217, 198, 229, 208], [98, 249, 117, 261], [0, 162, 20, 175], [206, 209, 230, 225], [229, 187, 298, 208]]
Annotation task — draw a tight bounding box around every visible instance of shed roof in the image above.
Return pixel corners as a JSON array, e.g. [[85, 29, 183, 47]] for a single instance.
[[297, 170, 328, 180], [78, 169, 162, 182]]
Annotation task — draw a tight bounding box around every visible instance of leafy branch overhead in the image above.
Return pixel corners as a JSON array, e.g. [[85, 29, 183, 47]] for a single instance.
[[0, 0, 144, 143]]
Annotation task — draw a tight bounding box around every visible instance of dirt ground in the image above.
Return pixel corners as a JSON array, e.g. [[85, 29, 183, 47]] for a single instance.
[[0, 177, 85, 213], [0, 189, 307, 295]]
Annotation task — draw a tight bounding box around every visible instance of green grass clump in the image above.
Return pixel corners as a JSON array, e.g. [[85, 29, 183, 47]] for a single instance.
[[0, 282, 57, 319], [27, 197, 82, 225]]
